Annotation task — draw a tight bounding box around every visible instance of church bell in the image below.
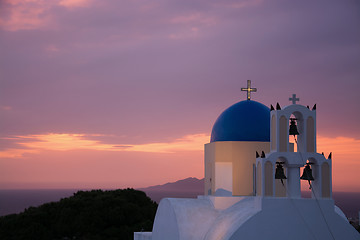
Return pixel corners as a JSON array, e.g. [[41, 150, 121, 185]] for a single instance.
[[300, 163, 315, 189], [275, 162, 287, 185], [289, 118, 299, 136], [300, 164, 314, 181]]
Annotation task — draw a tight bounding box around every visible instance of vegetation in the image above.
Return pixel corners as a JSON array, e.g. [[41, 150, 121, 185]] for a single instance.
[[0, 188, 158, 240]]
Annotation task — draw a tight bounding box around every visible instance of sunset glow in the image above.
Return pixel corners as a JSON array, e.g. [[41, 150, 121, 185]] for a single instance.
[[1, 0, 359, 191], [0, 132, 359, 191], [0, 133, 208, 158]]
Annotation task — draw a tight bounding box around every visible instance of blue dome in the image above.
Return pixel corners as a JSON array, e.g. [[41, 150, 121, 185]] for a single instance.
[[210, 100, 270, 142]]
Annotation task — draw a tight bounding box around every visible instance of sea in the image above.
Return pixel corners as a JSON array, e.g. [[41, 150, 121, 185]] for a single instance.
[[0, 190, 359, 220]]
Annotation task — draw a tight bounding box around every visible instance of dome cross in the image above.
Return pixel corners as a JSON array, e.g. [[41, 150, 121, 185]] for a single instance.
[[241, 80, 257, 100]]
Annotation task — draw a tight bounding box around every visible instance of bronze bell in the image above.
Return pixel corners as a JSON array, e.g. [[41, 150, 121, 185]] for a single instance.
[[289, 118, 299, 136], [275, 162, 287, 185], [300, 164, 314, 181], [301, 163, 315, 189]]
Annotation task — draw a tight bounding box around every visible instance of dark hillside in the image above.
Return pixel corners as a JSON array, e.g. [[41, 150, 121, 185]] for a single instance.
[[0, 188, 157, 240]]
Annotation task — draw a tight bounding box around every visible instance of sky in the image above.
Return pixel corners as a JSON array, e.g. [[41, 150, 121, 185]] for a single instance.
[[0, 0, 359, 191]]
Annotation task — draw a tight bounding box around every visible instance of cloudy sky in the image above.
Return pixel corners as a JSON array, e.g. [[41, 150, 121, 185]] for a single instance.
[[0, 0, 359, 191]]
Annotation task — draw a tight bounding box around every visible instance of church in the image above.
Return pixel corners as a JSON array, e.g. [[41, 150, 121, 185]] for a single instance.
[[134, 81, 360, 240]]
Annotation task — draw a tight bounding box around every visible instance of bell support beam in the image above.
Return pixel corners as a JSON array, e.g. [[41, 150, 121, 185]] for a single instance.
[[287, 167, 301, 198]]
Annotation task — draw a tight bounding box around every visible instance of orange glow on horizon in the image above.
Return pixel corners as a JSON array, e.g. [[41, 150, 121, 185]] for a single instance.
[[2, 133, 359, 156], [0, 133, 208, 158], [0, 133, 359, 191]]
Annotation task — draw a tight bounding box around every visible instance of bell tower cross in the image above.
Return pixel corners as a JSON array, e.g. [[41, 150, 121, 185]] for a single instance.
[[289, 94, 300, 104]]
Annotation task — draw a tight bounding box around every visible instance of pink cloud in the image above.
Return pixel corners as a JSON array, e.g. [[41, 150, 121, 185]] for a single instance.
[[171, 13, 217, 26], [58, 0, 92, 9], [0, 0, 93, 31], [45, 45, 60, 53], [0, 106, 12, 111], [0, 0, 51, 31], [168, 27, 200, 40], [168, 12, 217, 40]]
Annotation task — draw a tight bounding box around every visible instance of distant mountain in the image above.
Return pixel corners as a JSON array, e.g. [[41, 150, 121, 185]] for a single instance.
[[139, 177, 204, 193], [137, 177, 204, 203]]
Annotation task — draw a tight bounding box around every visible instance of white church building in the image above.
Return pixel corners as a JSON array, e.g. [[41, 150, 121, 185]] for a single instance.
[[134, 81, 360, 240]]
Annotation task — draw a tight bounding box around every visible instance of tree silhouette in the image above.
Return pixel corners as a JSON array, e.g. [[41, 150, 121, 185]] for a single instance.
[[0, 188, 157, 240]]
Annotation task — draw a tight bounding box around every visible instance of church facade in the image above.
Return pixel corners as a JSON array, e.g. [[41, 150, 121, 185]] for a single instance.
[[134, 82, 360, 240]]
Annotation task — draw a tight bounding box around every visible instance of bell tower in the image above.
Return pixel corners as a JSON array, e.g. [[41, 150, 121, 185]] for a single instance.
[[256, 96, 332, 199]]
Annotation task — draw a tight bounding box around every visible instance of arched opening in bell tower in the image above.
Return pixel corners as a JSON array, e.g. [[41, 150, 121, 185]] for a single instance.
[[306, 117, 315, 152], [279, 115, 287, 152], [264, 161, 273, 196]]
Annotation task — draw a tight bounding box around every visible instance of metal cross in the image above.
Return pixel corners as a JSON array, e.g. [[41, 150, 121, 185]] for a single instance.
[[241, 80, 257, 100], [289, 94, 300, 104]]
